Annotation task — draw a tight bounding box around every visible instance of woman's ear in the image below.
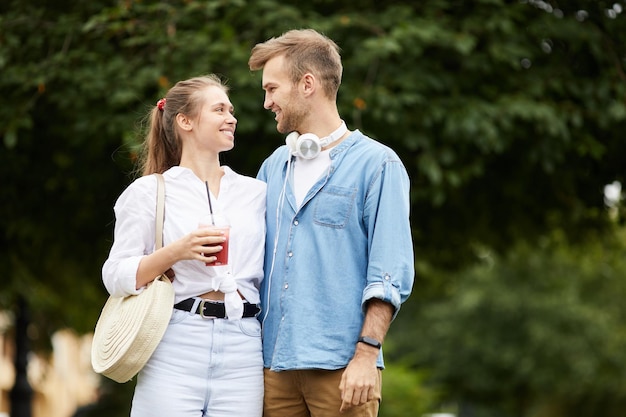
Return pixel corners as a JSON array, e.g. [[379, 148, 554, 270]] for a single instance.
[[176, 113, 192, 131]]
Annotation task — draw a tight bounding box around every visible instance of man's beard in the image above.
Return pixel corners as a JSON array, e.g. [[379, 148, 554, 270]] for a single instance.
[[277, 93, 308, 134]]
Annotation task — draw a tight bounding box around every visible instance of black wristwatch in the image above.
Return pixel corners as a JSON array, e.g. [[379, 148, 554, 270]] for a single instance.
[[357, 336, 382, 349]]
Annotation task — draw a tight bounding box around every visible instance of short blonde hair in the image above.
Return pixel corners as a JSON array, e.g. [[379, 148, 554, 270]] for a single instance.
[[249, 29, 342, 99]]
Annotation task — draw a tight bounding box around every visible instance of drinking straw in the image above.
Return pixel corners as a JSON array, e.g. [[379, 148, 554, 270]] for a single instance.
[[205, 181, 215, 225]]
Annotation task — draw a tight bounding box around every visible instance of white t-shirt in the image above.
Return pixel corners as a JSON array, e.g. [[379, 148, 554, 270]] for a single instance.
[[293, 150, 331, 207]]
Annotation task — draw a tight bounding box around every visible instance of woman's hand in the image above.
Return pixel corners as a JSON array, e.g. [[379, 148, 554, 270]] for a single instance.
[[135, 228, 226, 289], [171, 227, 227, 264]]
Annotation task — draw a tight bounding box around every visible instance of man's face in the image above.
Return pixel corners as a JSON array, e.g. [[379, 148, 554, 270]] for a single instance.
[[261, 55, 308, 134]]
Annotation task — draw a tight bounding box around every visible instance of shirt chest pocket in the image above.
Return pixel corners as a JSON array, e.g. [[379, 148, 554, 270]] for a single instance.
[[313, 185, 357, 229]]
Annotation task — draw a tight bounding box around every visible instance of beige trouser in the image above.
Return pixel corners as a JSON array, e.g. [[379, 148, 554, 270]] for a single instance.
[[264, 368, 382, 417]]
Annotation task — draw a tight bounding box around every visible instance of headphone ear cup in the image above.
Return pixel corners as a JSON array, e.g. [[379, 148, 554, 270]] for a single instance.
[[295, 133, 321, 159], [286, 132, 299, 154]]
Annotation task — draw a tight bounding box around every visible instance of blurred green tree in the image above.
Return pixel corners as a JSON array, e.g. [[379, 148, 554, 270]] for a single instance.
[[396, 227, 626, 416]]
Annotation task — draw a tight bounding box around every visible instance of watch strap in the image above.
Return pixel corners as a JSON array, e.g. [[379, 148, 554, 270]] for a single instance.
[[357, 336, 382, 349]]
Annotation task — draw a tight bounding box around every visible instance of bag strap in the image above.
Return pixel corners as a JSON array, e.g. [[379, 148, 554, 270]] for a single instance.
[[154, 173, 165, 250]]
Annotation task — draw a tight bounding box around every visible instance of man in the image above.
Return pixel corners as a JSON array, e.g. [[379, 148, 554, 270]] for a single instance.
[[249, 29, 414, 417]]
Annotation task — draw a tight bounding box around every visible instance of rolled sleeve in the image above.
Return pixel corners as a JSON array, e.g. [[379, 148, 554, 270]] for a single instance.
[[362, 276, 402, 316], [362, 158, 414, 320], [102, 255, 145, 297]]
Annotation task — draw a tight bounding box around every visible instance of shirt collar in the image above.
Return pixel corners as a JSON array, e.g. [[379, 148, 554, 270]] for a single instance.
[[166, 165, 234, 180], [329, 130, 360, 159]]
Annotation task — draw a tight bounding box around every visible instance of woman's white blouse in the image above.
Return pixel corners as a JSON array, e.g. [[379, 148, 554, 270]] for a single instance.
[[102, 166, 266, 305]]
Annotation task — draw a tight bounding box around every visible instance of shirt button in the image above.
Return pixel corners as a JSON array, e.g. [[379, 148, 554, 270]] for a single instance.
[[288, 251, 293, 257], [384, 274, 391, 281], [294, 220, 299, 226], [284, 283, 289, 289]]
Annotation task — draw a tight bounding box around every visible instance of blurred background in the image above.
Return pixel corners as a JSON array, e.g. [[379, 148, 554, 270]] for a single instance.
[[1, 0, 625, 416]]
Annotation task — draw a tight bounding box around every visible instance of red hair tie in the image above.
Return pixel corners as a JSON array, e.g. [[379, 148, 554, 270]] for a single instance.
[[156, 98, 166, 111]]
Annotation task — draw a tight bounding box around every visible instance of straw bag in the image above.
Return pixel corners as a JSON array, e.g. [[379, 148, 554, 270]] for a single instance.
[[91, 173, 175, 383]]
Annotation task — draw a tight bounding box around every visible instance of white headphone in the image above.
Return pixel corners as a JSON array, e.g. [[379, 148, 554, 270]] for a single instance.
[[285, 121, 348, 159]]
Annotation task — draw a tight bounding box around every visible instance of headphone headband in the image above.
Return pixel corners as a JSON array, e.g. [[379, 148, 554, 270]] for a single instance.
[[318, 121, 348, 147], [286, 121, 348, 159]]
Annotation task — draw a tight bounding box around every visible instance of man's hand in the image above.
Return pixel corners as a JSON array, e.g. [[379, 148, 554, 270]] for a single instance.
[[338, 344, 379, 412]]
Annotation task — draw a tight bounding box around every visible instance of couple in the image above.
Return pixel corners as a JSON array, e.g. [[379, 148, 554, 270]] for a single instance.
[[102, 29, 414, 417]]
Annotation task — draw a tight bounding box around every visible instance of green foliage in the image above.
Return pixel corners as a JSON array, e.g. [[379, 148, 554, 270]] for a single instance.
[[397, 228, 626, 416], [380, 363, 445, 417], [328, 0, 626, 267], [1, 0, 137, 338]]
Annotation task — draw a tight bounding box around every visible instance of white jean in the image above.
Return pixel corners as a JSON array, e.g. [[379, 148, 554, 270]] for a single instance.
[[130, 305, 263, 417]]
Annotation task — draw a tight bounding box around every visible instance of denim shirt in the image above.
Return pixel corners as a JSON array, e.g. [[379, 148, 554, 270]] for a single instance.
[[257, 130, 414, 371]]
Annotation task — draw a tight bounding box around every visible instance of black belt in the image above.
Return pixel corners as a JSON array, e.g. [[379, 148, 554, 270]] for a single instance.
[[174, 298, 260, 319]]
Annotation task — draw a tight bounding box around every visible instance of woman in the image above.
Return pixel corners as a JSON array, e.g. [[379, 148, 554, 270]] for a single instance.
[[102, 75, 265, 416]]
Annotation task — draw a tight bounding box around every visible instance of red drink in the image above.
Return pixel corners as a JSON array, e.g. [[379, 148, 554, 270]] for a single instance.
[[203, 226, 230, 266]]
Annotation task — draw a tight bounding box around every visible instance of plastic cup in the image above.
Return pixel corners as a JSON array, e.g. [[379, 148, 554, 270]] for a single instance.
[[198, 214, 230, 266]]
